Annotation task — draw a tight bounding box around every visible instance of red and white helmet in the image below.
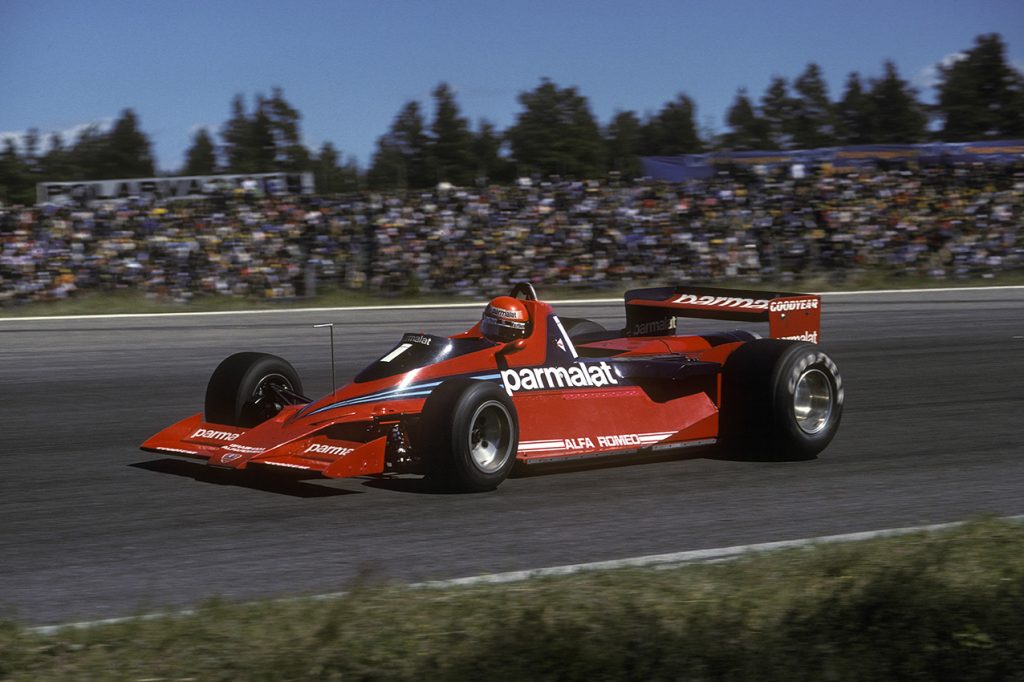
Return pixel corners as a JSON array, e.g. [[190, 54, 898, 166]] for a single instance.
[[480, 296, 530, 343]]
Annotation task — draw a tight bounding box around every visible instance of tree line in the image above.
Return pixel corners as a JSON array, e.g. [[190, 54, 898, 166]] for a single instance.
[[1, 33, 1021, 203]]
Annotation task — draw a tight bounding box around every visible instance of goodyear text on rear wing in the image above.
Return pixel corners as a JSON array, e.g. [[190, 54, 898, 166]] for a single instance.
[[624, 285, 821, 342]]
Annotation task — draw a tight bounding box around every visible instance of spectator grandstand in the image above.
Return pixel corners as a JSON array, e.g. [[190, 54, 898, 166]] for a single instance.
[[1, 162, 1021, 308]]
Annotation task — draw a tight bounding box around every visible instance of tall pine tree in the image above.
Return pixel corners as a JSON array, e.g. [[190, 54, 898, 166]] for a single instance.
[[470, 119, 509, 184], [937, 33, 1024, 140], [835, 72, 874, 144], [429, 83, 473, 185], [605, 110, 643, 176], [183, 128, 217, 175], [222, 95, 254, 173], [789, 63, 835, 148], [368, 101, 430, 189], [264, 87, 309, 170], [102, 109, 155, 179], [760, 77, 796, 149], [869, 61, 927, 143], [648, 94, 704, 154], [506, 78, 604, 178], [723, 88, 771, 150]]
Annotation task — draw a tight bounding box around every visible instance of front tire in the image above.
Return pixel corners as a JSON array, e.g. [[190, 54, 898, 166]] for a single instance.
[[205, 352, 304, 427], [719, 340, 843, 460], [419, 379, 519, 492]]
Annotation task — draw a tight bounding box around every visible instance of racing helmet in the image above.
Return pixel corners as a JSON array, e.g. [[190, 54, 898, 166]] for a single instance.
[[480, 296, 530, 343]]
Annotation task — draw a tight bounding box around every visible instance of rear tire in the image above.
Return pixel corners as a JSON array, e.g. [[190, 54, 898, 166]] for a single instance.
[[419, 379, 519, 492], [558, 317, 606, 341], [205, 352, 303, 428], [719, 340, 843, 460]]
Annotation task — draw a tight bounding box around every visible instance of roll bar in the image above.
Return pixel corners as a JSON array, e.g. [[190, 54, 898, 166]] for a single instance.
[[509, 282, 538, 300]]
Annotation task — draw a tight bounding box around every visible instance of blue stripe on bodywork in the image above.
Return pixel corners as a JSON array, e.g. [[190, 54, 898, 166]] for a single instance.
[[304, 373, 502, 417]]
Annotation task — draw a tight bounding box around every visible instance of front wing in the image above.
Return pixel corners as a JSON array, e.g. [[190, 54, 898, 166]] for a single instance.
[[140, 411, 387, 478]]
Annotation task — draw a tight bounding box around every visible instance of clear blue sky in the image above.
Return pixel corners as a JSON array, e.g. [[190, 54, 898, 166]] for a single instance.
[[3, 0, 1022, 172]]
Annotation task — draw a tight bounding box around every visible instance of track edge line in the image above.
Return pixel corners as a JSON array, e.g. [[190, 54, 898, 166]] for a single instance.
[[28, 514, 1023, 635]]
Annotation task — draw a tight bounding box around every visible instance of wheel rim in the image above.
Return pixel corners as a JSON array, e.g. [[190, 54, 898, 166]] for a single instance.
[[793, 368, 833, 435], [467, 401, 514, 473], [251, 373, 293, 420]]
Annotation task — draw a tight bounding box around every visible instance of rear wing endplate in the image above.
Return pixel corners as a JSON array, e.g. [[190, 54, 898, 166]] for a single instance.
[[624, 286, 821, 342]]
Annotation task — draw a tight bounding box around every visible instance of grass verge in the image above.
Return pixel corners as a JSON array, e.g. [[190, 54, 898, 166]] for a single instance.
[[3, 271, 1024, 318], [3, 517, 1023, 680]]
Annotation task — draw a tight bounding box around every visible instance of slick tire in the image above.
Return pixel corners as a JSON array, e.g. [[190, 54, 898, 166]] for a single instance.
[[718, 340, 843, 461], [205, 352, 303, 428], [420, 378, 519, 492]]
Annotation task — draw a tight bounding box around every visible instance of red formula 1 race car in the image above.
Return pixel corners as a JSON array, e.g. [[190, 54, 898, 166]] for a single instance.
[[141, 283, 843, 492]]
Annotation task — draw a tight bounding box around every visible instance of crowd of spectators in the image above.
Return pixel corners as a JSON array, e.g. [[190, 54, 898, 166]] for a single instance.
[[1, 162, 1022, 308]]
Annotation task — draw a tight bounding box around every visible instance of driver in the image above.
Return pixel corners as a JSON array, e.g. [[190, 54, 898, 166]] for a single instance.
[[480, 296, 530, 343]]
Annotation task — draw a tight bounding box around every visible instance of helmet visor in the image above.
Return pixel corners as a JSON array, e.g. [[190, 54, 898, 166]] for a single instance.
[[481, 316, 527, 342]]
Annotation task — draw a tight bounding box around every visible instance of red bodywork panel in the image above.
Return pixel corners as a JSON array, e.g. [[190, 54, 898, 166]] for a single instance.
[[141, 286, 823, 479], [625, 285, 821, 343]]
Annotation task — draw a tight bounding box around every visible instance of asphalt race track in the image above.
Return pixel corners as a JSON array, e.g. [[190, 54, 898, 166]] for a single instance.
[[2, 287, 1023, 626]]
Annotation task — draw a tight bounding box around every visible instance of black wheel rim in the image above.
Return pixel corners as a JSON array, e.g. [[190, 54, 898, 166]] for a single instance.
[[250, 373, 293, 421]]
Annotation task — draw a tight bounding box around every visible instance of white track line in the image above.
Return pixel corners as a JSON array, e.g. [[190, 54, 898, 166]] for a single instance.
[[2, 285, 1022, 323], [414, 516, 1024, 588], [28, 515, 1023, 636]]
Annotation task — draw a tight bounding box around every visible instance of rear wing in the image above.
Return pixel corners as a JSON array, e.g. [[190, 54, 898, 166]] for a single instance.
[[624, 286, 821, 342]]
